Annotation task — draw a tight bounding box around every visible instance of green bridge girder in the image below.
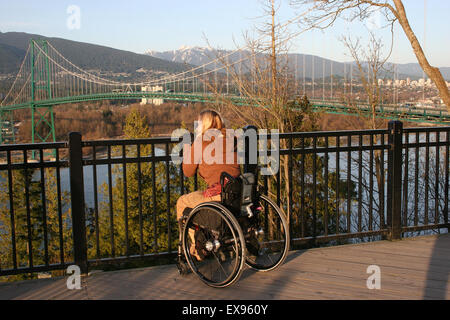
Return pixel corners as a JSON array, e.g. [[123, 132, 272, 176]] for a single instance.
[[1, 90, 449, 148], [1, 39, 449, 146], [2, 91, 449, 123]]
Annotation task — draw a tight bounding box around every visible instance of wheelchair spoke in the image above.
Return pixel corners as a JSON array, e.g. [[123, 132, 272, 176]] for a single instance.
[[212, 251, 228, 276], [183, 203, 245, 288], [245, 194, 289, 272]]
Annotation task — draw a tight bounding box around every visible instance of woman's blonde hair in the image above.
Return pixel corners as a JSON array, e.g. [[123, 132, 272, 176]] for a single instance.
[[197, 110, 224, 134]]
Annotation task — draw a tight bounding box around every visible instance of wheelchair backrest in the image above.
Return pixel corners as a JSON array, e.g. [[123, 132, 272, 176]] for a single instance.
[[220, 172, 258, 217], [220, 124, 259, 216]]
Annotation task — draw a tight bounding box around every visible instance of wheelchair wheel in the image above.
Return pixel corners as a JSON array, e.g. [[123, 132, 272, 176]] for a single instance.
[[182, 202, 246, 288], [245, 194, 290, 272]]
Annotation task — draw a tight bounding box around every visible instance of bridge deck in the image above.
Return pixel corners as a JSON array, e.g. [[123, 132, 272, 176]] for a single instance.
[[1, 234, 449, 300]]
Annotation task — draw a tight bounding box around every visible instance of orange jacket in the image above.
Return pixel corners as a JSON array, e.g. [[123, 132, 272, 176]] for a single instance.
[[182, 128, 241, 187]]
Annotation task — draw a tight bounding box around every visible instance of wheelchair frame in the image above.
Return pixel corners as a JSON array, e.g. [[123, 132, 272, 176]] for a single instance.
[[177, 172, 290, 288]]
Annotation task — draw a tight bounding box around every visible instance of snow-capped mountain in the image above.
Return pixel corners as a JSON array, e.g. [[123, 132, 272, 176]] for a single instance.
[[146, 46, 226, 67], [146, 46, 450, 80], [145, 46, 345, 78]]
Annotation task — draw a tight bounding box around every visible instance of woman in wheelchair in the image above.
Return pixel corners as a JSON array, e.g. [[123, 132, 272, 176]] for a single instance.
[[176, 110, 289, 288], [176, 110, 240, 260]]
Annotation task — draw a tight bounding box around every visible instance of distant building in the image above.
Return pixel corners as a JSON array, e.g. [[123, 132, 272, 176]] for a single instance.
[[141, 86, 164, 106]]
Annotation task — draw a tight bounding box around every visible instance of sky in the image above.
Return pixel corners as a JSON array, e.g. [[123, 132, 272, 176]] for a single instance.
[[0, 0, 449, 66]]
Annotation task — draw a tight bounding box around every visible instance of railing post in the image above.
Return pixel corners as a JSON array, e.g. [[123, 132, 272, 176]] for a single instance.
[[243, 125, 258, 175], [69, 132, 88, 273], [387, 121, 403, 240]]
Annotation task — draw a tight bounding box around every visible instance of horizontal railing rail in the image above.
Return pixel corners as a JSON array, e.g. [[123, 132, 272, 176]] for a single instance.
[[0, 121, 449, 277]]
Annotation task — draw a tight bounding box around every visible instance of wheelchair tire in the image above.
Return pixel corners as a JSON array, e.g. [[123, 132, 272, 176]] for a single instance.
[[245, 194, 290, 272], [182, 202, 246, 288]]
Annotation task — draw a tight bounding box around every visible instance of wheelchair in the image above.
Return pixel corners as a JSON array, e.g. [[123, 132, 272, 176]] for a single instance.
[[176, 169, 290, 288]]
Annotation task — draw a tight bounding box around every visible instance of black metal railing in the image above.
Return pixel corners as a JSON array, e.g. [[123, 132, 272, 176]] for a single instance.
[[401, 127, 450, 233], [0, 121, 448, 277], [0, 142, 72, 276], [276, 127, 392, 244]]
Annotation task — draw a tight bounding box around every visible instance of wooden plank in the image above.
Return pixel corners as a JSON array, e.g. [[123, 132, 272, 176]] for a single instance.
[[233, 269, 400, 300], [390, 239, 450, 252], [0, 234, 448, 300], [289, 254, 450, 283], [302, 242, 450, 266], [300, 248, 450, 274], [282, 257, 449, 299], [257, 267, 420, 299], [321, 245, 450, 265]]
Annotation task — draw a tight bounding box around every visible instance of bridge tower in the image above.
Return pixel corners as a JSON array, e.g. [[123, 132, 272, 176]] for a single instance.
[[30, 39, 56, 150]]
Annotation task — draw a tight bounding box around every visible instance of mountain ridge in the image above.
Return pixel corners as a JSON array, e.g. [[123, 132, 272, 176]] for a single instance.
[[0, 31, 192, 78], [0, 31, 448, 82], [147, 46, 450, 80]]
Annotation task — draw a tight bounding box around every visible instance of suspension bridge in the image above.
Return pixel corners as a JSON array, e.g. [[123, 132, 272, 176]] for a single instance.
[[0, 39, 449, 145]]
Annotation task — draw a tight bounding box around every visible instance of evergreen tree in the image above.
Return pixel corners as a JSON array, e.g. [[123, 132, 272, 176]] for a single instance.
[[0, 168, 72, 281], [91, 108, 187, 258]]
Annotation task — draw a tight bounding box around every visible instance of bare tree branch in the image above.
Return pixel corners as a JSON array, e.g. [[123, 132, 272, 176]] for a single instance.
[[291, 0, 450, 112]]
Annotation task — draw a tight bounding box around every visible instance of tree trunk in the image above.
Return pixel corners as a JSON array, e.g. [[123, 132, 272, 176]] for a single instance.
[[393, 0, 450, 112], [271, 0, 278, 105]]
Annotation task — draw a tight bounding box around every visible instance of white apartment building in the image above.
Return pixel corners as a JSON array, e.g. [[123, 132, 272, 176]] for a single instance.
[[141, 86, 164, 106]]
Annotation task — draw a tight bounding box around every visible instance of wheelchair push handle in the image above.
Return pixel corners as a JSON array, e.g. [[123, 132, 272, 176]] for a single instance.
[[242, 125, 258, 176]]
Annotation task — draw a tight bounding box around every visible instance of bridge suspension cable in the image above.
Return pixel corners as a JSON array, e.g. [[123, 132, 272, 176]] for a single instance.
[[1, 4, 324, 108], [0, 45, 31, 106]]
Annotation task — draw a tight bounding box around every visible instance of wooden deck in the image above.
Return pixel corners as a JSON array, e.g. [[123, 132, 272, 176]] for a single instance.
[[1, 234, 449, 300]]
